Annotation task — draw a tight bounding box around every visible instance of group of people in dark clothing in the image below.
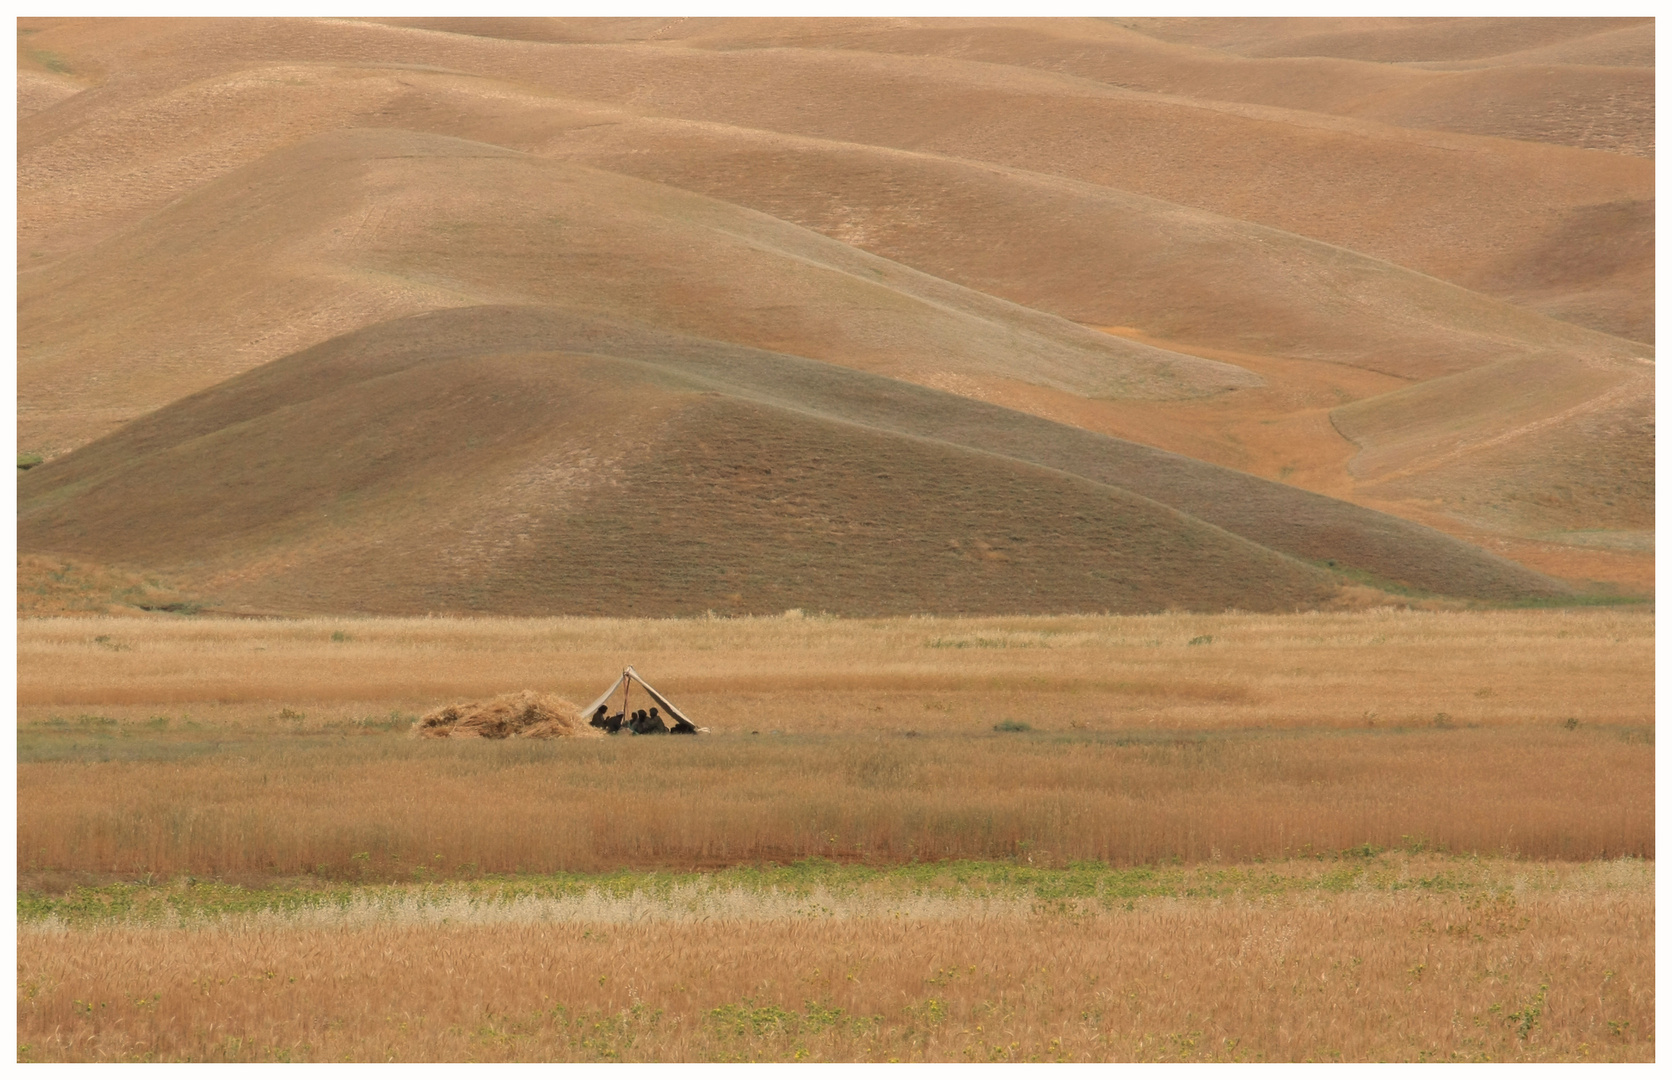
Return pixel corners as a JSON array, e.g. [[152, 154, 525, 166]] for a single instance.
[[591, 703, 698, 735]]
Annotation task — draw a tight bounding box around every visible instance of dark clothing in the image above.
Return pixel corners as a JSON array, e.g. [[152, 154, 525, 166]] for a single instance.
[[670, 717, 698, 735]]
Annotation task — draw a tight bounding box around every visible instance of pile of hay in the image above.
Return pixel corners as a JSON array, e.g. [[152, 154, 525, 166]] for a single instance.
[[416, 691, 602, 740]]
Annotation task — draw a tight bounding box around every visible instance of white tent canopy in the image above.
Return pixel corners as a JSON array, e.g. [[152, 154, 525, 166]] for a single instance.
[[582, 666, 698, 730]]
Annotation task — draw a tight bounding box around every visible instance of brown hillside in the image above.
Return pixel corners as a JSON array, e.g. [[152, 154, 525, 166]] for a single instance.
[[19, 127, 1248, 456], [1346, 66, 1652, 159], [19, 17, 1652, 341], [19, 308, 1568, 614], [18, 78, 1648, 572], [538, 18, 1653, 157], [1333, 352, 1654, 543], [16, 554, 196, 618], [15, 323, 1333, 618], [549, 113, 1642, 378], [1468, 198, 1654, 351], [1417, 24, 1655, 70], [1128, 17, 1647, 65], [15, 18, 1652, 603]]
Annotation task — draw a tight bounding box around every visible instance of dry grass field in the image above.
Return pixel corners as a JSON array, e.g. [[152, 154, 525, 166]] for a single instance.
[[17, 857, 1655, 1062], [18, 608, 1653, 878], [17, 607, 1651, 728], [18, 721, 1652, 880], [13, 609, 1655, 1061]]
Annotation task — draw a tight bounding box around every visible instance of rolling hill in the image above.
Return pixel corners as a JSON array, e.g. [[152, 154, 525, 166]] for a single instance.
[[18, 307, 1568, 616], [21, 17, 1652, 339], [19, 127, 1253, 454], [15, 17, 1653, 611], [493, 17, 1652, 157]]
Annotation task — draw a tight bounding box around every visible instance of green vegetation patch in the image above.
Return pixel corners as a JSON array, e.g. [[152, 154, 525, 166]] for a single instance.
[[25, 48, 71, 73], [19, 852, 1644, 928]]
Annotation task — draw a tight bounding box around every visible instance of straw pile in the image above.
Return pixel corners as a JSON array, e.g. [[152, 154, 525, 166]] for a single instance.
[[416, 691, 601, 739]]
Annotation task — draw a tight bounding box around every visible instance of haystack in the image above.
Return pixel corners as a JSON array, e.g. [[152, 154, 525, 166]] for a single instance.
[[416, 690, 601, 739]]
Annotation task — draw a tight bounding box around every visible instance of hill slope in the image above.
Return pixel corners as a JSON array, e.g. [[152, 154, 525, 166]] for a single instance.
[[499, 17, 1652, 157], [19, 127, 1248, 455], [20, 17, 1652, 341], [546, 110, 1643, 380], [15, 17, 1652, 605], [19, 109, 1649, 573], [1333, 351, 1654, 541], [19, 308, 1568, 615]]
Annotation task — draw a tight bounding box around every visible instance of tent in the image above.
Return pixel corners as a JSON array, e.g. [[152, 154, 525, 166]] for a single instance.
[[582, 666, 702, 733]]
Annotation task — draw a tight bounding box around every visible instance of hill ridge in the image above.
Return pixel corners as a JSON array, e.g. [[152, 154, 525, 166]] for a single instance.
[[21, 306, 1567, 611], [15, 18, 1652, 604]]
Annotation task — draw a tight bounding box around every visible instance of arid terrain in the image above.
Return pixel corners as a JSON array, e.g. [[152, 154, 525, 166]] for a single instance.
[[17, 16, 1654, 610], [19, 857, 1655, 1062], [15, 17, 1655, 1064], [17, 609, 1655, 877], [15, 609, 1655, 1061]]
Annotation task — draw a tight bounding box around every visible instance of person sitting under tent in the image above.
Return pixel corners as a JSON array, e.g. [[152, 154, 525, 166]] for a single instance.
[[590, 702, 626, 734], [581, 666, 705, 737]]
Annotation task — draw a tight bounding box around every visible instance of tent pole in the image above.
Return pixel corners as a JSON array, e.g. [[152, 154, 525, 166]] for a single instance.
[[622, 668, 631, 730]]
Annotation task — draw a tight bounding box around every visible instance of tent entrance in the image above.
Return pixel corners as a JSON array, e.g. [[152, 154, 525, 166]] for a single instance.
[[583, 666, 700, 734]]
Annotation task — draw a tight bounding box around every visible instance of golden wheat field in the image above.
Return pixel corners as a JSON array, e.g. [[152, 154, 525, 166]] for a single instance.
[[16, 858, 1655, 1062], [16, 606, 1653, 727], [14, 608, 1655, 1061], [17, 608, 1654, 875]]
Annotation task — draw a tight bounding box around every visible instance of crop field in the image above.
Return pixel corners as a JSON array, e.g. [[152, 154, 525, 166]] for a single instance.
[[17, 857, 1655, 1063], [15, 607, 1655, 1061]]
